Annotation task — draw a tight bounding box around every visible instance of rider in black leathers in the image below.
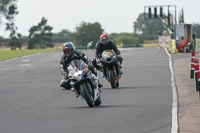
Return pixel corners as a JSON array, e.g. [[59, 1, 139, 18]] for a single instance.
[[92, 33, 123, 72], [60, 42, 103, 90]]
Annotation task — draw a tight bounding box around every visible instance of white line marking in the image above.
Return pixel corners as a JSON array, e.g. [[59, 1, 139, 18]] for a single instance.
[[20, 64, 31, 67], [21, 59, 30, 62], [164, 48, 178, 133]]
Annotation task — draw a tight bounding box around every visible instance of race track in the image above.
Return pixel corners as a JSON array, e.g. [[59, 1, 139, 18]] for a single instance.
[[0, 47, 173, 133]]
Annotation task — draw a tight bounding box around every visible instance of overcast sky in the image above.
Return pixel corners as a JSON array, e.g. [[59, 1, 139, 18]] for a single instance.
[[0, 0, 199, 38]]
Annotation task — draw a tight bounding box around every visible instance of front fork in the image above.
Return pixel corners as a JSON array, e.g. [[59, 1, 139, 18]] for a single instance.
[[103, 61, 120, 78]]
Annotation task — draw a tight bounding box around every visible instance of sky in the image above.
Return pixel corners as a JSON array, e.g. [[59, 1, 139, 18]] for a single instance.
[[0, 0, 200, 38]]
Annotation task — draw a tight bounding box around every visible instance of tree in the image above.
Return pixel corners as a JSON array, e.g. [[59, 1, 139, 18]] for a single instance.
[[133, 13, 164, 40], [1, 0, 22, 50], [5, 2, 22, 50], [71, 21, 104, 48], [0, 0, 17, 24], [54, 29, 71, 38], [109, 33, 118, 40], [28, 17, 53, 49], [112, 33, 144, 46], [52, 29, 71, 43]]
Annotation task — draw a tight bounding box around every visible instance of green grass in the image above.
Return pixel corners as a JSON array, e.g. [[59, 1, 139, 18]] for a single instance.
[[0, 48, 62, 61]]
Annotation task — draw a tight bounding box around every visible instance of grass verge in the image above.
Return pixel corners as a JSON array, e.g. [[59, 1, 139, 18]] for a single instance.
[[0, 48, 62, 61], [143, 44, 158, 47]]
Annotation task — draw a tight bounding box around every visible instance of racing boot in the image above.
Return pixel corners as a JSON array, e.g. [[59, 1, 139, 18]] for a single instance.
[[99, 66, 103, 72], [98, 80, 103, 88], [120, 69, 123, 75], [119, 64, 122, 69], [118, 63, 123, 75], [70, 87, 75, 92], [97, 80, 103, 93], [61, 87, 66, 90], [92, 73, 103, 88]]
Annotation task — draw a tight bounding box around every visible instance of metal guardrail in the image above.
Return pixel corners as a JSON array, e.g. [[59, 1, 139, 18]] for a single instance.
[[76, 44, 143, 49], [121, 44, 142, 48], [75, 46, 88, 49], [0, 43, 144, 51]]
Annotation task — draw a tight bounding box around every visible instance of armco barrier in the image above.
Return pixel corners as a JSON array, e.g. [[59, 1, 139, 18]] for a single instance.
[[75, 46, 88, 49], [75, 44, 142, 49], [122, 44, 142, 48]]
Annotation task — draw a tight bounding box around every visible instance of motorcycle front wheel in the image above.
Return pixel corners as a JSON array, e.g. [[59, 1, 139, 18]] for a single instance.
[[80, 83, 95, 108], [109, 70, 116, 89]]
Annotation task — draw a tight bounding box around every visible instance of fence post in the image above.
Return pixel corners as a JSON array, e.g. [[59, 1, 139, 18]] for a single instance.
[[195, 58, 199, 91], [190, 52, 195, 79]]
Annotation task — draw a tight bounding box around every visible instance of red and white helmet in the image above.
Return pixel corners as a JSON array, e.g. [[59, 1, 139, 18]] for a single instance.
[[100, 33, 110, 45]]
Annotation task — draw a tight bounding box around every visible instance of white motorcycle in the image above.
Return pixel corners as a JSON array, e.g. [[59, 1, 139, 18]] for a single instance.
[[68, 60, 101, 108]]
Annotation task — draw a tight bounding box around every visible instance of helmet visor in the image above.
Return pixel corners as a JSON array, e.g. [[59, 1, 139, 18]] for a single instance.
[[64, 49, 72, 55], [101, 39, 108, 44]]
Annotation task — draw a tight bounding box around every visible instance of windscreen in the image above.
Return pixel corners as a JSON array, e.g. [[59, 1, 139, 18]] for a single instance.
[[101, 50, 116, 58], [69, 60, 87, 70]]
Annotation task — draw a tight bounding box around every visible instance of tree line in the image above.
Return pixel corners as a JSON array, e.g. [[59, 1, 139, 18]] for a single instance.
[[1, 1, 200, 50]]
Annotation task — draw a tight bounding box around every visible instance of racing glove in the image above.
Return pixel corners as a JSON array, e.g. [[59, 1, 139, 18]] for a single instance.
[[96, 58, 100, 63], [88, 63, 94, 70]]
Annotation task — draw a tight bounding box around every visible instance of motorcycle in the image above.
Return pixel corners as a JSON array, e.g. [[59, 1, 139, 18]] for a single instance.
[[100, 50, 122, 89], [67, 60, 101, 108]]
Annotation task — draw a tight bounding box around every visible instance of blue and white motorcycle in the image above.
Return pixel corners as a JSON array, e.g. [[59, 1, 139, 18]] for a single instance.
[[68, 60, 101, 108]]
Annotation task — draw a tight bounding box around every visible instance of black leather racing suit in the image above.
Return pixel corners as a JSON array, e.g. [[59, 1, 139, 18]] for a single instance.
[[92, 41, 123, 71], [60, 50, 95, 90]]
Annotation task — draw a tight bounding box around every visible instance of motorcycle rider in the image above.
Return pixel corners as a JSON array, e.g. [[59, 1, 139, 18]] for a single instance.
[[92, 33, 123, 73], [60, 42, 103, 90]]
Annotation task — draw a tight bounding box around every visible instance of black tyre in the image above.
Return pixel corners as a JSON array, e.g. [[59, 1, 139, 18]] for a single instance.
[[80, 83, 94, 108], [95, 96, 102, 106], [109, 70, 116, 89]]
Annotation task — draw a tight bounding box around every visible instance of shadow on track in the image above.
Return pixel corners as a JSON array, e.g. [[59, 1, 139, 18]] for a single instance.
[[58, 104, 136, 110], [102, 86, 156, 90]]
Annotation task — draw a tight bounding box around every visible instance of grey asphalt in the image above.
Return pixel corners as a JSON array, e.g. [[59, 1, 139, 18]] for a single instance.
[[0, 47, 173, 133]]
